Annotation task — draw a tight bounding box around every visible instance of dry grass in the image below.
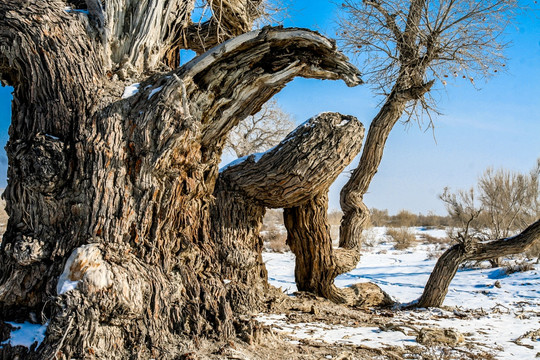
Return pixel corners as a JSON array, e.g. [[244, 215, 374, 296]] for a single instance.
[[426, 244, 449, 260], [420, 233, 452, 245], [361, 227, 380, 247], [327, 210, 342, 226], [262, 209, 283, 228], [503, 261, 535, 275], [525, 240, 540, 261], [386, 227, 416, 250], [263, 225, 288, 253]]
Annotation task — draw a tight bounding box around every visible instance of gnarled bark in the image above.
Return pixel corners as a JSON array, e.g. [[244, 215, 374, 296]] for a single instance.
[[214, 112, 364, 309], [216, 112, 366, 304], [417, 219, 540, 308], [0, 1, 362, 356]]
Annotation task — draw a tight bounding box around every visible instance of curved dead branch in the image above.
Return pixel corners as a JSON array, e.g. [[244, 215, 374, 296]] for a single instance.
[[417, 219, 540, 308], [138, 26, 362, 165], [185, 26, 362, 145]]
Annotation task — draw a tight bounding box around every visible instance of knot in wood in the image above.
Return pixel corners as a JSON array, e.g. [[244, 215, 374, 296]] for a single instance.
[[13, 133, 67, 194]]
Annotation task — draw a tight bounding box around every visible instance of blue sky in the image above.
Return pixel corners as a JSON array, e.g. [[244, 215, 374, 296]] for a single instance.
[[1, 1, 539, 215], [273, 1, 540, 214]]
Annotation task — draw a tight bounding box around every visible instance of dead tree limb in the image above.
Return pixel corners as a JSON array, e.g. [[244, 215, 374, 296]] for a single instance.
[[417, 219, 540, 308]]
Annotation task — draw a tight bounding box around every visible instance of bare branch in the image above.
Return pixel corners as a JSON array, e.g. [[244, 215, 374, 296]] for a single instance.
[[226, 100, 295, 158]]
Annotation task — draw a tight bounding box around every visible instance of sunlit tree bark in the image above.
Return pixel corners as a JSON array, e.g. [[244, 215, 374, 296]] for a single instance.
[[0, 1, 362, 357]]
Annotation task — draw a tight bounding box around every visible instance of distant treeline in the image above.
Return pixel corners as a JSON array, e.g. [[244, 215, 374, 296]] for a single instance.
[[265, 208, 453, 228], [328, 209, 454, 228]]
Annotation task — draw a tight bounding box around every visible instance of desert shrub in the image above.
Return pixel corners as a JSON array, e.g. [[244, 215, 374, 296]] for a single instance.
[[417, 212, 454, 228], [327, 210, 343, 226], [525, 240, 540, 261], [391, 210, 417, 227], [503, 261, 535, 275], [262, 209, 283, 230], [263, 225, 288, 253], [361, 227, 381, 247], [420, 233, 452, 245], [370, 208, 390, 227], [426, 245, 447, 260], [386, 227, 416, 250]]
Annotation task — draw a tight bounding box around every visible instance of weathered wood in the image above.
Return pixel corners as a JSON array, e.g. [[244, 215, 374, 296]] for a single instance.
[[417, 219, 540, 308], [0, 1, 363, 357], [284, 194, 345, 302], [219, 112, 364, 208], [218, 112, 365, 304]]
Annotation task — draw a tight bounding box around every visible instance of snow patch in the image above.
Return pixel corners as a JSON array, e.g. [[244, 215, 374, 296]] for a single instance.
[[337, 119, 350, 127], [122, 83, 140, 99], [57, 279, 80, 295], [262, 227, 540, 359], [2, 321, 48, 349], [148, 86, 163, 99], [256, 315, 415, 349], [219, 151, 267, 173]]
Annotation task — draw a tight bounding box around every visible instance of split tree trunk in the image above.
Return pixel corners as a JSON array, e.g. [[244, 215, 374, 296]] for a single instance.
[[0, 2, 362, 357], [417, 219, 540, 308]]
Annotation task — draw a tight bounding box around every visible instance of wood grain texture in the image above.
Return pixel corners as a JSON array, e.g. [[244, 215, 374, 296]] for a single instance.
[[0, 2, 363, 357], [217, 112, 365, 305]]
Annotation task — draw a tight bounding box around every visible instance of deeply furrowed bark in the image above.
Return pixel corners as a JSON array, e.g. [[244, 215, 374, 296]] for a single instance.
[[216, 112, 366, 303], [338, 94, 408, 269], [417, 219, 540, 308], [213, 112, 365, 309], [0, 1, 362, 357]]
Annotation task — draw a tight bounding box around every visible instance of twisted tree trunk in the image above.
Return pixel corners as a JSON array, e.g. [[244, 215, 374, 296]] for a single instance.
[[0, 1, 362, 358], [336, 0, 434, 275]]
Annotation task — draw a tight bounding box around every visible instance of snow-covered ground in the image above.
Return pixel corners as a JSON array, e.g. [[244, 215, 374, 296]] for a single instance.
[[2, 227, 537, 358], [261, 227, 540, 359]]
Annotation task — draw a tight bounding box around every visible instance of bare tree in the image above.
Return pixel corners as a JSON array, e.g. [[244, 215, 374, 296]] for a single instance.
[[226, 100, 295, 158], [417, 160, 540, 307], [0, 1, 364, 358], [284, 0, 529, 301], [478, 161, 540, 239], [441, 161, 540, 264]]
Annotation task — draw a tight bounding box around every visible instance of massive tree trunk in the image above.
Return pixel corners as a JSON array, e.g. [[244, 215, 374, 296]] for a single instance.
[[417, 219, 540, 308], [0, 1, 362, 358]]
